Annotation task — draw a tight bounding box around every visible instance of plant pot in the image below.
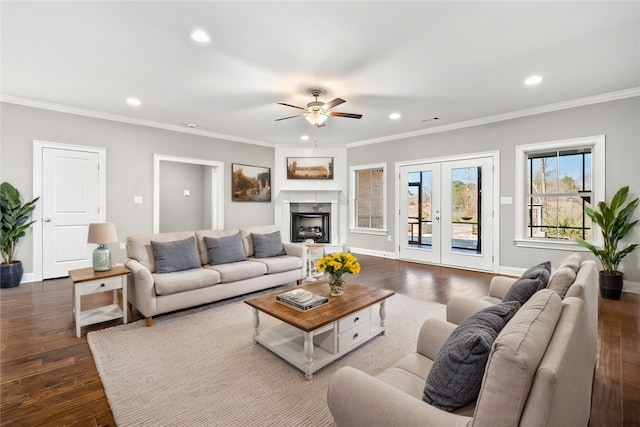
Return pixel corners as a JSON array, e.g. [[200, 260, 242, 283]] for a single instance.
[[0, 261, 24, 288], [599, 271, 623, 300]]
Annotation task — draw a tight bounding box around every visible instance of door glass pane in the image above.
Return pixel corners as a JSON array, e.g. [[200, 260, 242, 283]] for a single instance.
[[451, 167, 480, 253], [407, 170, 433, 248]]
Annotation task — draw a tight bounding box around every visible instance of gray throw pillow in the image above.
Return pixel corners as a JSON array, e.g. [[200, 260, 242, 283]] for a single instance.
[[204, 233, 247, 265], [150, 236, 201, 273], [503, 261, 551, 305], [423, 301, 520, 411], [251, 231, 284, 258]]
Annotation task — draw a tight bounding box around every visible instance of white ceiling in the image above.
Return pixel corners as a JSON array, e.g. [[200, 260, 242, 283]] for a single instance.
[[2, 1, 640, 147]]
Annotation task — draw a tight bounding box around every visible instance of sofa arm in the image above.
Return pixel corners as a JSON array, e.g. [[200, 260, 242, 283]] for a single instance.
[[415, 318, 457, 360], [283, 242, 307, 279], [488, 275, 518, 299], [446, 297, 495, 324], [124, 258, 157, 317], [328, 366, 471, 427]]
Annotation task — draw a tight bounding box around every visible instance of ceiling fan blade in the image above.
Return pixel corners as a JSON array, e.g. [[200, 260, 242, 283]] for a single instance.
[[275, 114, 303, 121], [324, 98, 346, 109], [330, 111, 363, 119], [277, 102, 305, 110]]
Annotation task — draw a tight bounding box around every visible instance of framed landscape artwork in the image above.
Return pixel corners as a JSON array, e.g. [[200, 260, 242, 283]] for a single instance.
[[232, 163, 271, 202], [286, 157, 334, 180]]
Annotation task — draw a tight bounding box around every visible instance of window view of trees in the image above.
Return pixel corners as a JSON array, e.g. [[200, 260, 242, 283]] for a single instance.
[[527, 149, 592, 240]]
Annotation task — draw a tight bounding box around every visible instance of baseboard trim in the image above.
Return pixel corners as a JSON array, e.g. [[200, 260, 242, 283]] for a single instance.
[[21, 273, 35, 284], [498, 266, 525, 277], [624, 280, 640, 294], [349, 247, 397, 259]]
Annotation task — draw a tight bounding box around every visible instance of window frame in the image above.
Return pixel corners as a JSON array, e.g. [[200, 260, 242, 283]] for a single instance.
[[514, 135, 605, 250], [350, 162, 388, 236]]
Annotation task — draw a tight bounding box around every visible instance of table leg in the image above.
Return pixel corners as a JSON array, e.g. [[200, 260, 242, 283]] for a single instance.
[[304, 331, 314, 381], [380, 300, 387, 335], [252, 308, 260, 343], [75, 285, 81, 338]]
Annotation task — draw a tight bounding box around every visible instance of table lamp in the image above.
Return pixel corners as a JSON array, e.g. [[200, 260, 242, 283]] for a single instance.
[[87, 222, 118, 272]]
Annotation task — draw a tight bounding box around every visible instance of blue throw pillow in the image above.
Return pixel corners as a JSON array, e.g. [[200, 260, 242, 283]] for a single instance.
[[423, 301, 520, 411], [251, 231, 285, 258], [150, 236, 201, 273], [204, 233, 248, 265]]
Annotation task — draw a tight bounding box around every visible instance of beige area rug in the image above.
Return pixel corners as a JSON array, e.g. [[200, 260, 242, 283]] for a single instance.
[[88, 291, 445, 427]]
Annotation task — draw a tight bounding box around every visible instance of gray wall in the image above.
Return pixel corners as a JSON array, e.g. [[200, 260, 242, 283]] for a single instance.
[[0, 103, 275, 270], [347, 96, 640, 281], [159, 161, 206, 233]]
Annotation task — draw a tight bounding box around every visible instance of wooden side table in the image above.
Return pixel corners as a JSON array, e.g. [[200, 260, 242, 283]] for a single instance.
[[69, 265, 130, 337]]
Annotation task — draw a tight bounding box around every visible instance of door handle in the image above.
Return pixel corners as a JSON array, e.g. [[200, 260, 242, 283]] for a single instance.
[[43, 217, 52, 222]]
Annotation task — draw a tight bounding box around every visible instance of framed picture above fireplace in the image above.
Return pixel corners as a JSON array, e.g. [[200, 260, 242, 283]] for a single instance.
[[232, 163, 271, 202], [286, 157, 334, 180]]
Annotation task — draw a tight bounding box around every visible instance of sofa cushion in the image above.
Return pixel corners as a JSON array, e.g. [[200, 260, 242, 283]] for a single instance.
[[559, 252, 582, 272], [503, 261, 551, 305], [203, 233, 247, 265], [127, 231, 195, 272], [206, 260, 267, 283], [547, 266, 577, 298], [240, 225, 280, 256], [153, 268, 221, 295], [251, 231, 285, 258], [473, 289, 562, 426], [195, 228, 240, 265], [422, 301, 520, 411], [252, 255, 302, 274], [150, 236, 201, 273]]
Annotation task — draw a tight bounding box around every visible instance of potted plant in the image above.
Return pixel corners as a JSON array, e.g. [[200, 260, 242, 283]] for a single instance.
[[576, 186, 639, 300], [0, 182, 40, 288]]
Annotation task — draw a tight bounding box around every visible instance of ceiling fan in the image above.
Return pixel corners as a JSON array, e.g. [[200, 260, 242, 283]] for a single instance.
[[275, 89, 363, 127]]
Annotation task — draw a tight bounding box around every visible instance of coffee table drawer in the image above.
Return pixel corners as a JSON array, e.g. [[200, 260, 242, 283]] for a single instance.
[[338, 308, 370, 333], [338, 321, 370, 352]]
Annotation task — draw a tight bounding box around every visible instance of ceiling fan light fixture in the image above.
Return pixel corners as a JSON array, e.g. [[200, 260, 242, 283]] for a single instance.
[[304, 110, 329, 126]]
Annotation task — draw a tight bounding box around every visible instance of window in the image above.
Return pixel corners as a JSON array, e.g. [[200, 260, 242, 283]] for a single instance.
[[350, 163, 387, 235], [515, 136, 605, 250]]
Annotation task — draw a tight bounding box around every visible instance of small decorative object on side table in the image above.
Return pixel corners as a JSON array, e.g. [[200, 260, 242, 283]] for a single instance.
[[69, 265, 130, 337], [315, 252, 361, 296]]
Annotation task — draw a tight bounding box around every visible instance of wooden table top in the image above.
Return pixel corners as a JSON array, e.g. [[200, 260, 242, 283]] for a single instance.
[[244, 281, 395, 333], [68, 265, 131, 283]]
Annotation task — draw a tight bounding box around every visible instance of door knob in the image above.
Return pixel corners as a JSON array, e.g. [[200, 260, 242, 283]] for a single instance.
[[43, 217, 52, 222]]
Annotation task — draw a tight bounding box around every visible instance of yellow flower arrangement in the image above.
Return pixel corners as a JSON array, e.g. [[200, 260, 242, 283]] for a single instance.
[[316, 252, 361, 296]]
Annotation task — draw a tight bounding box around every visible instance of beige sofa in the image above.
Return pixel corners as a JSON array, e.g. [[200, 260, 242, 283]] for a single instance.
[[447, 255, 598, 360], [125, 225, 306, 326], [327, 257, 598, 427]]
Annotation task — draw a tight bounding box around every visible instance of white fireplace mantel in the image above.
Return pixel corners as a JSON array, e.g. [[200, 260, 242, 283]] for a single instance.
[[277, 190, 344, 245]]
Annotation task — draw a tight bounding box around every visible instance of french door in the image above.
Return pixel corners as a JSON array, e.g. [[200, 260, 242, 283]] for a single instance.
[[399, 155, 495, 271]]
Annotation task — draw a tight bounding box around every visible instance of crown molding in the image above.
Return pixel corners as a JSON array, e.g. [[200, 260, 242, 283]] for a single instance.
[[0, 94, 274, 148], [347, 87, 640, 148], [3, 87, 639, 149]]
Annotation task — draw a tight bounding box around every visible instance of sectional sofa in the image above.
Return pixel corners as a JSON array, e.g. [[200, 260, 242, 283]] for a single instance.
[[328, 254, 599, 426], [125, 225, 306, 326]]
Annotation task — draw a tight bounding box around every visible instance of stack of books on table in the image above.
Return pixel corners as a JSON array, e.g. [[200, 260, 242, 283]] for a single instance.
[[276, 289, 329, 312]]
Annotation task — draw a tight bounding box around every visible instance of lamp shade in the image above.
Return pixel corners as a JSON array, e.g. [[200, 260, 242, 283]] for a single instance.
[[87, 222, 118, 244]]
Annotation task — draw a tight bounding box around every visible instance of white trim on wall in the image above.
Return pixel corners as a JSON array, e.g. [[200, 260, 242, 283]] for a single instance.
[[153, 154, 225, 233]]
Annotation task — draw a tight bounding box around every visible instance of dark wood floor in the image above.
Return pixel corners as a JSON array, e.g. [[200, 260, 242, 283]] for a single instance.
[[1, 255, 638, 426]]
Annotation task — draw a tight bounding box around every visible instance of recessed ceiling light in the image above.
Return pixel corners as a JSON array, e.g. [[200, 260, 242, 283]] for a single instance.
[[126, 97, 141, 106], [525, 75, 543, 86], [187, 123, 197, 128], [190, 29, 210, 43], [389, 112, 401, 120], [300, 135, 309, 141]]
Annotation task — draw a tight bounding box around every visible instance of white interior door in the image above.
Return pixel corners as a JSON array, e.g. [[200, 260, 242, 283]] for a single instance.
[[399, 155, 495, 272], [42, 147, 101, 278]]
